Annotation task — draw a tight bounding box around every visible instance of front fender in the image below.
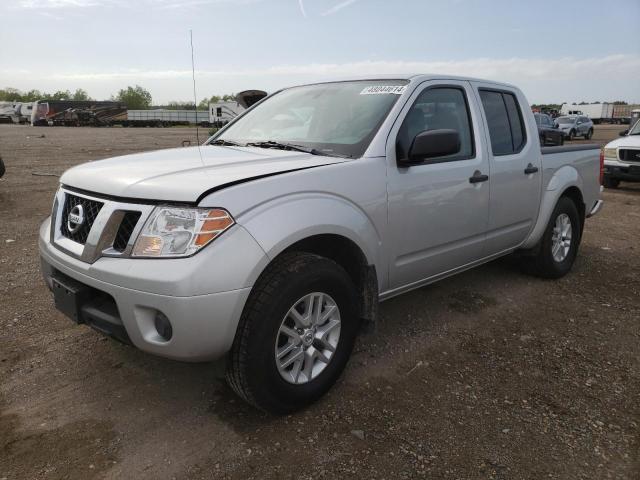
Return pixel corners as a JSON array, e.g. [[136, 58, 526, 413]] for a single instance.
[[521, 165, 583, 249], [239, 193, 383, 283]]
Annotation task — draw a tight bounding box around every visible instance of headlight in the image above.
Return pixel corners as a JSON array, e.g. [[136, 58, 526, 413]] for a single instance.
[[132, 207, 234, 258], [603, 147, 617, 160]]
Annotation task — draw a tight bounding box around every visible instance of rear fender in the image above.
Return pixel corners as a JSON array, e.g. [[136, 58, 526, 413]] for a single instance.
[[521, 165, 583, 249]]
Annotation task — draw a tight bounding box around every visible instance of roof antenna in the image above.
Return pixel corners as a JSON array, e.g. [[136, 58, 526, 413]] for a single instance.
[[190, 29, 200, 145]]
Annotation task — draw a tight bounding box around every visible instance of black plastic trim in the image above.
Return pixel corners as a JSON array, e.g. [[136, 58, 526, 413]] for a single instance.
[[61, 185, 194, 206]]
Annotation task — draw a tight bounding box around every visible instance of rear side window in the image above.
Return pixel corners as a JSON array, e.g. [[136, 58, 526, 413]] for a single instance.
[[479, 89, 527, 155]]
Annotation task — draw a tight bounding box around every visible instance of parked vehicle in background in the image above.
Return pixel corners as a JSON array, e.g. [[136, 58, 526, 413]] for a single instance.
[[534, 113, 563, 146], [556, 115, 594, 140], [561, 103, 611, 124], [561, 103, 640, 124], [32, 100, 128, 126], [39, 75, 603, 413], [125, 109, 210, 127], [0, 101, 32, 124], [602, 119, 640, 188]]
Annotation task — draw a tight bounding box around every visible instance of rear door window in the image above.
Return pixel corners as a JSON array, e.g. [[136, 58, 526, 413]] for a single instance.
[[479, 89, 527, 155]]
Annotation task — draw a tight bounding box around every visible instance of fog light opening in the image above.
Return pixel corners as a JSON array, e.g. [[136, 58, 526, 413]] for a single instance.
[[154, 311, 173, 341]]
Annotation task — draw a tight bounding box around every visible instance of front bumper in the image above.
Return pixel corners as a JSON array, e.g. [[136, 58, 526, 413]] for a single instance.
[[39, 217, 269, 362], [603, 161, 640, 182]]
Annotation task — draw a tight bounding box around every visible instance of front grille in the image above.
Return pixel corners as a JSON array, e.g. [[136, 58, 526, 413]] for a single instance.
[[619, 149, 640, 163], [60, 194, 104, 244], [113, 211, 142, 252]]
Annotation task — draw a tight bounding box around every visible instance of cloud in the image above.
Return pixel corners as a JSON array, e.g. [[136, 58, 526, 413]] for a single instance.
[[12, 54, 640, 103], [14, 0, 257, 9], [321, 0, 359, 16], [17, 0, 102, 8], [298, 0, 307, 17], [51, 53, 640, 81]]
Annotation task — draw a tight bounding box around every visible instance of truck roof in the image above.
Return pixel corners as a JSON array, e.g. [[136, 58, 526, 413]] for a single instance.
[[287, 74, 519, 91]]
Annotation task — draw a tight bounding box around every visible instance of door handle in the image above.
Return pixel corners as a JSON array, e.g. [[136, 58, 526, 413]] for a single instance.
[[469, 170, 489, 183], [524, 163, 539, 175]]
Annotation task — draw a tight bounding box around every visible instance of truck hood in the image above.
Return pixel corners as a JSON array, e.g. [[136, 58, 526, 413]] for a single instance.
[[60, 145, 348, 203], [605, 135, 640, 149]]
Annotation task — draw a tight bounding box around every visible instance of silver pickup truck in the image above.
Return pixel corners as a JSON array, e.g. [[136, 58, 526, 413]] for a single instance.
[[39, 75, 603, 413]]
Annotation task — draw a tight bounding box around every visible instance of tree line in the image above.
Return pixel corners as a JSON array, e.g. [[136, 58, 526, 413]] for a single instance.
[[0, 85, 237, 110]]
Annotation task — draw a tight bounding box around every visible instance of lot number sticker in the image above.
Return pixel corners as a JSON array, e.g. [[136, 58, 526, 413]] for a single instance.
[[360, 85, 407, 95]]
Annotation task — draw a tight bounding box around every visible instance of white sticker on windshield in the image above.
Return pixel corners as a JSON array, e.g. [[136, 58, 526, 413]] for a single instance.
[[360, 85, 407, 95]]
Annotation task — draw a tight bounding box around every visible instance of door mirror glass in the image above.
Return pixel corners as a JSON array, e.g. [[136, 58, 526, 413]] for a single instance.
[[402, 129, 461, 165]]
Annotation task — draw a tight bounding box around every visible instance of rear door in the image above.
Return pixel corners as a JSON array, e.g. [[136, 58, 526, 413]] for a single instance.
[[386, 80, 490, 291], [472, 83, 542, 254]]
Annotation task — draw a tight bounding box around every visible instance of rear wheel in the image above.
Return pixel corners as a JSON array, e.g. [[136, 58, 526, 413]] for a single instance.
[[522, 196, 581, 279], [226, 252, 359, 413]]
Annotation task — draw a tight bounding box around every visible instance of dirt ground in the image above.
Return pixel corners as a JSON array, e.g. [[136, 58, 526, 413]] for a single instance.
[[0, 124, 638, 479]]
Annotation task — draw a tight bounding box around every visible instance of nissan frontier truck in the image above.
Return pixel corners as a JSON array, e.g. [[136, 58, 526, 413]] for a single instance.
[[40, 75, 603, 413]]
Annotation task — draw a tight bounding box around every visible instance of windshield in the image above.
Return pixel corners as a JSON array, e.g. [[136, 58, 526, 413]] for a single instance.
[[556, 116, 575, 124], [629, 118, 640, 135], [211, 80, 409, 158]]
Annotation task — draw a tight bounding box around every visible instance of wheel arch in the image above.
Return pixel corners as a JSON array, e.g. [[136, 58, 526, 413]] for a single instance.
[[237, 193, 383, 326], [522, 166, 585, 249]]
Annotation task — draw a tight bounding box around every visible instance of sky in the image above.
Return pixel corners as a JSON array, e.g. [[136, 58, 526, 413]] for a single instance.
[[1, 0, 639, 105]]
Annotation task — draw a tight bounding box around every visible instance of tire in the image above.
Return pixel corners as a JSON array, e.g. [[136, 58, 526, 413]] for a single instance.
[[522, 196, 581, 279], [559, 135, 564, 146], [603, 177, 620, 189], [585, 128, 593, 140], [539, 134, 546, 146], [568, 129, 575, 141], [226, 252, 359, 413]]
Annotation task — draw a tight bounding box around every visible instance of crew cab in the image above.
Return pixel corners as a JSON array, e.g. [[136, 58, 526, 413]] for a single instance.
[[39, 75, 603, 413], [602, 120, 640, 188]]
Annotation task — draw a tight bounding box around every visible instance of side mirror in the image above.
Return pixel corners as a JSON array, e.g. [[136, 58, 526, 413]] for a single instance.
[[619, 130, 629, 136], [400, 129, 461, 166], [553, 123, 559, 129]]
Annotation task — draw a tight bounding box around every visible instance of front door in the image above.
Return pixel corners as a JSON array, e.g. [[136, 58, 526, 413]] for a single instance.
[[386, 81, 490, 291]]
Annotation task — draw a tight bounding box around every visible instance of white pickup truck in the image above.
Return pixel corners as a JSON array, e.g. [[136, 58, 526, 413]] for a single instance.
[[39, 75, 603, 413], [602, 120, 640, 188]]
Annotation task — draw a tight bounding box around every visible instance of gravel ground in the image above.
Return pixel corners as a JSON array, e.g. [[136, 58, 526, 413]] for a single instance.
[[0, 124, 638, 479]]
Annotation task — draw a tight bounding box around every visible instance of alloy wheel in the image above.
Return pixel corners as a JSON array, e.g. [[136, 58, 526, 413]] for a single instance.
[[275, 292, 341, 384], [551, 213, 572, 262]]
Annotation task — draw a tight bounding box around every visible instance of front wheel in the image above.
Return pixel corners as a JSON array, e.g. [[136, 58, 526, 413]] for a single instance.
[[226, 252, 359, 413], [522, 196, 581, 279], [568, 129, 575, 141], [585, 128, 593, 140]]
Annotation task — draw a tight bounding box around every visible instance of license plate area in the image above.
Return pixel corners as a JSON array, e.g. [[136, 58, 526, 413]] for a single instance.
[[52, 275, 90, 324]]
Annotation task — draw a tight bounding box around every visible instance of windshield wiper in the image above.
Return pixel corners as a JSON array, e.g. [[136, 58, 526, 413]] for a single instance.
[[245, 140, 350, 158], [209, 139, 243, 146]]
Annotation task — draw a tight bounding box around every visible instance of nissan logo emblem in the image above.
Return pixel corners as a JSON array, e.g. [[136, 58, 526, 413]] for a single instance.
[[67, 204, 85, 233]]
